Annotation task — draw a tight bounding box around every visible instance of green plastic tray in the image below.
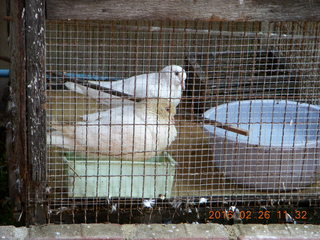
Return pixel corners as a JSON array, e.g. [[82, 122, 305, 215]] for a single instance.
[[64, 152, 176, 198]]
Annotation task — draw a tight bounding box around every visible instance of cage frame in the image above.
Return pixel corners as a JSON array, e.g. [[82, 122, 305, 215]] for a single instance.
[[8, 0, 320, 225]]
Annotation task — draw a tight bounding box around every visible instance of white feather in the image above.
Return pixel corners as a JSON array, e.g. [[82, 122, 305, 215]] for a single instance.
[[65, 65, 186, 107], [47, 99, 177, 161]]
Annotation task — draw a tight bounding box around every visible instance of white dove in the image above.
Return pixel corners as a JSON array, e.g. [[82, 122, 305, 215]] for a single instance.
[[65, 65, 186, 107], [47, 99, 177, 161]]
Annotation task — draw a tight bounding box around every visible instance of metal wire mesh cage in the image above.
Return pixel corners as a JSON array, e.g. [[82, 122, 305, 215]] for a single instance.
[[45, 20, 320, 224]]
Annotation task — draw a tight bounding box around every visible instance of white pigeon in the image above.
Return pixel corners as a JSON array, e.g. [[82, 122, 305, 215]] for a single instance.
[[65, 65, 186, 107], [47, 99, 177, 161]]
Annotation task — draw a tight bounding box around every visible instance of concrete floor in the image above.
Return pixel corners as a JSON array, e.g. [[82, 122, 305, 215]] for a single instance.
[[1, 223, 320, 240]]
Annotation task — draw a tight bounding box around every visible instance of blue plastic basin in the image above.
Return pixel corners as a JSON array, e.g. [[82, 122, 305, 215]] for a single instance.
[[204, 100, 320, 190]]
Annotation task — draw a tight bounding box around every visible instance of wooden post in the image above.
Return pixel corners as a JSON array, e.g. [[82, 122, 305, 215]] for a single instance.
[[25, 0, 47, 225], [7, 0, 27, 225], [8, 0, 46, 225]]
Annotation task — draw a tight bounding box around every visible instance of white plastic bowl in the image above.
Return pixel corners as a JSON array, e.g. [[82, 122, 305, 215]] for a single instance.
[[204, 100, 320, 190]]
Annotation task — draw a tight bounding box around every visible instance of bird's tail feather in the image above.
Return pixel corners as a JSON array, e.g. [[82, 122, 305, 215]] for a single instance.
[[47, 131, 75, 149], [65, 81, 121, 104], [65, 82, 90, 95]]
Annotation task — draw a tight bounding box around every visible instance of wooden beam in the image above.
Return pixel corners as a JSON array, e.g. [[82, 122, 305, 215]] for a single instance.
[[46, 0, 320, 21], [25, 0, 47, 225], [7, 0, 27, 224], [8, 0, 47, 225], [6, 0, 27, 225]]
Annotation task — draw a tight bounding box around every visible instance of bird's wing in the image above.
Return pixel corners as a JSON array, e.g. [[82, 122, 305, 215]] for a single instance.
[[88, 73, 147, 96], [47, 130, 76, 149], [65, 81, 121, 100], [65, 71, 164, 100], [65, 81, 137, 107], [80, 104, 137, 121], [86, 72, 163, 98]]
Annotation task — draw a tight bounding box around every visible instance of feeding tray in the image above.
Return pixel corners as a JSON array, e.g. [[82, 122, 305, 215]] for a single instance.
[[203, 100, 320, 191], [64, 152, 176, 198]]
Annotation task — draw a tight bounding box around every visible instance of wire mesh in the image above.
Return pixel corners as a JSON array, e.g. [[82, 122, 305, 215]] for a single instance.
[[45, 20, 320, 223]]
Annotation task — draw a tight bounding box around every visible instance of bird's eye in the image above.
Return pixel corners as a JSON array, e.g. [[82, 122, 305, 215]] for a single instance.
[[174, 71, 179, 76]]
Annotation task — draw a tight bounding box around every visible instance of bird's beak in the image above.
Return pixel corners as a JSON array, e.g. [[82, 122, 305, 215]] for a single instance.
[[181, 71, 186, 90], [181, 79, 185, 90], [170, 115, 175, 124]]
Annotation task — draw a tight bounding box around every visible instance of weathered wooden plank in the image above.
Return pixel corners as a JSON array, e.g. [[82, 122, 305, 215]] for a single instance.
[[46, 0, 320, 21], [25, 0, 47, 224], [8, 0, 47, 226], [7, 0, 27, 224]]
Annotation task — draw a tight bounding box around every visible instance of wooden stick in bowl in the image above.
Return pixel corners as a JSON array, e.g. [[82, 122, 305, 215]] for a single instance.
[[193, 117, 249, 136]]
